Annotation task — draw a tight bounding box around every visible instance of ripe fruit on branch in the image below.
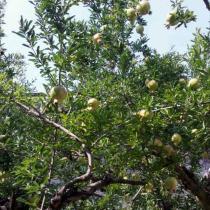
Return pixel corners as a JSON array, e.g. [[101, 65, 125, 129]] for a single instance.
[[146, 80, 158, 91], [136, 0, 151, 15], [93, 33, 102, 44], [136, 24, 144, 36], [165, 10, 177, 26], [163, 145, 175, 157], [49, 85, 67, 104], [187, 78, 200, 89], [165, 177, 178, 192], [171, 133, 182, 145], [137, 109, 152, 119], [87, 98, 100, 110], [126, 8, 136, 21]]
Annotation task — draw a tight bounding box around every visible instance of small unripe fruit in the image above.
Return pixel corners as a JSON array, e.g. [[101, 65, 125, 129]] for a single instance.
[[126, 8, 136, 21], [171, 133, 182, 145], [136, 0, 151, 15], [154, 138, 163, 147], [136, 24, 144, 36], [187, 78, 199, 89], [49, 86, 67, 103], [145, 182, 153, 193], [165, 177, 178, 191], [137, 109, 152, 119], [163, 145, 175, 157], [87, 98, 100, 109], [202, 152, 209, 159], [146, 80, 158, 91]]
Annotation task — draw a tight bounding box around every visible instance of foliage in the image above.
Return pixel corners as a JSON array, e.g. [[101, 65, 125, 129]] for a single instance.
[[0, 0, 209, 210]]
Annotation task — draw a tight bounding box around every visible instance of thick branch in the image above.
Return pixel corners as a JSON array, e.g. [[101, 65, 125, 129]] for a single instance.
[[203, 0, 210, 10], [176, 166, 210, 210], [47, 176, 145, 210], [14, 101, 83, 144]]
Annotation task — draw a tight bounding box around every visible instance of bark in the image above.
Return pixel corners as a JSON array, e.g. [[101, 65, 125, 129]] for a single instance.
[[176, 166, 210, 210]]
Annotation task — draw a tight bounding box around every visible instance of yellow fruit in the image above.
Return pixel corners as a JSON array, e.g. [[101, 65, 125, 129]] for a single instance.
[[163, 145, 175, 157], [165, 177, 178, 191], [137, 109, 152, 119], [136, 24, 144, 36], [87, 98, 100, 109], [146, 80, 158, 91], [171, 133, 182, 145], [187, 78, 199, 89], [154, 138, 163, 147], [145, 182, 153, 193], [165, 10, 177, 26], [202, 152, 209, 159], [136, 0, 151, 15], [126, 8, 136, 21], [93, 33, 102, 44], [49, 85, 67, 103]]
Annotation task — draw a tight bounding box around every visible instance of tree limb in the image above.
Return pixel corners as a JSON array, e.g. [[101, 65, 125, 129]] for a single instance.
[[176, 166, 210, 210], [47, 175, 145, 210], [203, 0, 210, 10], [14, 101, 84, 144]]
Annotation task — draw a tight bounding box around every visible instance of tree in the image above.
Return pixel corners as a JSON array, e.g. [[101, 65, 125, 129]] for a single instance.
[[0, 0, 210, 209]]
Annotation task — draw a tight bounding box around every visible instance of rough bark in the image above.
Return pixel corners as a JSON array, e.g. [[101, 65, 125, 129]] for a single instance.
[[176, 166, 210, 210]]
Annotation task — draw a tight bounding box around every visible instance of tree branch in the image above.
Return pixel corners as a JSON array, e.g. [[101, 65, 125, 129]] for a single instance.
[[14, 101, 84, 144], [176, 166, 210, 210], [47, 175, 145, 210], [203, 0, 210, 11]]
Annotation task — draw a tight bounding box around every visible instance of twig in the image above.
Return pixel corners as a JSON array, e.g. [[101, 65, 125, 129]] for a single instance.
[[131, 187, 142, 202]]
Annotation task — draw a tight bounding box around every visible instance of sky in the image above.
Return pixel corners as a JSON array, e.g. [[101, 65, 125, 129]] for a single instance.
[[3, 0, 210, 91]]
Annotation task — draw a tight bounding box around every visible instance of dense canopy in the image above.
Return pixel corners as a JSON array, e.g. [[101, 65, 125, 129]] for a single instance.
[[0, 0, 210, 209]]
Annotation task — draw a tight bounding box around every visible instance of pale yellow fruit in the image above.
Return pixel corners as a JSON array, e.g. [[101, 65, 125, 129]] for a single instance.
[[171, 133, 182, 145], [146, 80, 158, 91], [136, 24, 144, 35], [126, 8, 136, 21], [163, 145, 175, 157], [154, 138, 163, 147], [187, 78, 199, 89], [137, 109, 152, 119], [165, 177, 178, 191], [49, 86, 67, 103], [93, 33, 102, 43], [165, 10, 177, 26], [145, 182, 153, 193], [87, 98, 100, 109], [136, 0, 151, 15], [202, 151, 209, 159]]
